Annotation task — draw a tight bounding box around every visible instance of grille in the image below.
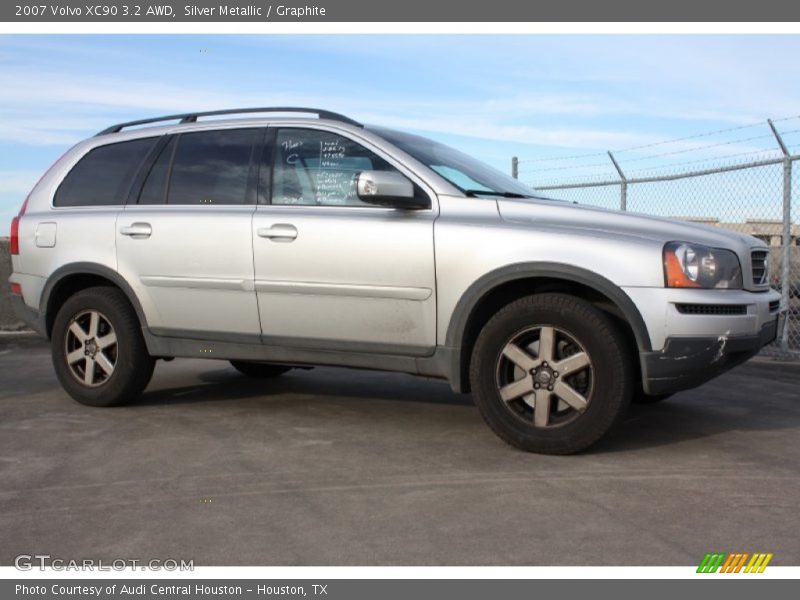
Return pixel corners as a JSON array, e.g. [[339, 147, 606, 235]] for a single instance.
[[769, 300, 780, 313], [751, 250, 769, 286], [676, 303, 748, 315]]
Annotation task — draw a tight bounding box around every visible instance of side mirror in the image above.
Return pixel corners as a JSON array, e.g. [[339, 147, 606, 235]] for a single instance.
[[356, 171, 429, 210]]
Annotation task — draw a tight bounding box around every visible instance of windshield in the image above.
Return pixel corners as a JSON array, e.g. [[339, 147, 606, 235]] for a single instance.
[[370, 127, 537, 198]]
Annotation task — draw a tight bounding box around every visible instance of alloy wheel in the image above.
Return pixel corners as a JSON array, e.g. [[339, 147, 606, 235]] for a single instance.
[[495, 325, 593, 428], [64, 310, 118, 387]]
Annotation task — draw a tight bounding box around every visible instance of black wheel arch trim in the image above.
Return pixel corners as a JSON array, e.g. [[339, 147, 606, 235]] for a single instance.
[[40, 262, 148, 338], [443, 262, 653, 392]]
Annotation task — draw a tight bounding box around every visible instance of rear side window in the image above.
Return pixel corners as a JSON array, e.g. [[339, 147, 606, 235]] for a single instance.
[[166, 128, 258, 205], [54, 138, 156, 207]]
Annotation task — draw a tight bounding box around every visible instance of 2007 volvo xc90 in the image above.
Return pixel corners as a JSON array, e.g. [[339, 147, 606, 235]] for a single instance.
[[9, 107, 784, 454]]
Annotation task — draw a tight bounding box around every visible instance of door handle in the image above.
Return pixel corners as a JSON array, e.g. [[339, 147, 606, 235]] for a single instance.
[[119, 222, 152, 238], [257, 224, 298, 242]]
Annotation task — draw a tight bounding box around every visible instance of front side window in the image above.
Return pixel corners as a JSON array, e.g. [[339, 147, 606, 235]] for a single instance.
[[55, 137, 156, 207], [271, 128, 397, 206]]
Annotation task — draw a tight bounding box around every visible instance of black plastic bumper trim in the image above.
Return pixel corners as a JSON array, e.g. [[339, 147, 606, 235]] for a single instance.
[[10, 294, 44, 335], [641, 318, 778, 395]]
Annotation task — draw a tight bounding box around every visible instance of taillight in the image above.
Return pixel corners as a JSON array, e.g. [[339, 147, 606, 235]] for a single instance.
[[9, 217, 20, 255], [10, 282, 22, 296], [9, 196, 29, 256]]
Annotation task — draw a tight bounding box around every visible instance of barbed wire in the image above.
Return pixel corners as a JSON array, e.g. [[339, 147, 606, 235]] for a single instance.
[[622, 148, 784, 175], [768, 114, 800, 123], [614, 120, 767, 154], [531, 155, 790, 188], [517, 150, 607, 165], [516, 115, 800, 173], [528, 171, 620, 187], [518, 134, 786, 175], [518, 160, 615, 174], [616, 133, 778, 164]]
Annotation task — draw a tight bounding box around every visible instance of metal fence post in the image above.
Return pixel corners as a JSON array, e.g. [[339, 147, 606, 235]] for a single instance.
[[511, 156, 519, 180], [608, 151, 627, 211], [768, 119, 793, 353], [780, 158, 793, 353]]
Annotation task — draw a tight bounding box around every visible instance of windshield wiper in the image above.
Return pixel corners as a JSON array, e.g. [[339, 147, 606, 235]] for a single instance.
[[464, 190, 532, 198]]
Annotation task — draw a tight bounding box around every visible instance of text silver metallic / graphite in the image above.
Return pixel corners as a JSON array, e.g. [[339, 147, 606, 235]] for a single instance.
[[184, 5, 327, 17]]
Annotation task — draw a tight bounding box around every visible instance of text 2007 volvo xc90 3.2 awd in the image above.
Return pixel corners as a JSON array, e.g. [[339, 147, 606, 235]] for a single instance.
[[9, 107, 785, 454]]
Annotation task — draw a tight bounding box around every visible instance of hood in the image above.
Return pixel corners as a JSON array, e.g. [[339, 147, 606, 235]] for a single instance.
[[498, 197, 764, 252]]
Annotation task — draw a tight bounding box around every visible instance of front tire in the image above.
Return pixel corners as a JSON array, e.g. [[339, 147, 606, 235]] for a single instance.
[[469, 293, 633, 454], [51, 286, 155, 407]]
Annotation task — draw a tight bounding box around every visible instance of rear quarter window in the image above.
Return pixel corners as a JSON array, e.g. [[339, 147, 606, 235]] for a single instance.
[[54, 137, 157, 207]]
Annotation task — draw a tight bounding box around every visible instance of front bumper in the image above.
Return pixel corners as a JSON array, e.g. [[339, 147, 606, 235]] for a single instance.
[[640, 315, 782, 395], [623, 286, 782, 351]]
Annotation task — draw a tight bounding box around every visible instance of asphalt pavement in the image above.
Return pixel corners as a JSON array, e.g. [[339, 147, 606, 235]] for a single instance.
[[1, 333, 799, 566]]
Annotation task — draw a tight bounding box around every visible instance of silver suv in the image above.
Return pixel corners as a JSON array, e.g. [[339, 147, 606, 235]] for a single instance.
[[8, 107, 784, 454]]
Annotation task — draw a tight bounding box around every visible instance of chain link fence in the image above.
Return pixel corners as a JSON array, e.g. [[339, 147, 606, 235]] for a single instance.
[[513, 117, 800, 360]]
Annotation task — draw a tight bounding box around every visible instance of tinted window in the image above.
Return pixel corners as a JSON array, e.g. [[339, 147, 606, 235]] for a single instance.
[[138, 136, 176, 205], [272, 129, 396, 206], [54, 138, 156, 207], [167, 129, 258, 205]]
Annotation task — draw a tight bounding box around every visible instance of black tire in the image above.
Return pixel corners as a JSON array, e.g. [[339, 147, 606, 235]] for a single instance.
[[229, 361, 292, 379], [632, 391, 673, 404], [469, 293, 634, 455], [51, 286, 155, 407]]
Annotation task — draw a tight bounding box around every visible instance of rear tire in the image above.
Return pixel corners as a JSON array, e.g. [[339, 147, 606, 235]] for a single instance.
[[51, 286, 155, 407], [229, 361, 292, 379], [469, 293, 634, 455]]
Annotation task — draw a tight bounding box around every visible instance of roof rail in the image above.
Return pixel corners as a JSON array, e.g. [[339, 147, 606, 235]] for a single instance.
[[95, 107, 363, 136]]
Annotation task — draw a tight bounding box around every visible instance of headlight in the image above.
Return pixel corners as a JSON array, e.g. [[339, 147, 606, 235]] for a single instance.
[[663, 242, 742, 289]]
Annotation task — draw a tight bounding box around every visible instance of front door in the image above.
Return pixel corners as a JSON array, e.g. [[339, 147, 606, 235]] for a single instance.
[[251, 126, 437, 355]]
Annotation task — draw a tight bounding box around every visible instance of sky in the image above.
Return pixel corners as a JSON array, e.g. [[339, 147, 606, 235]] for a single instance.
[[2, 34, 800, 230]]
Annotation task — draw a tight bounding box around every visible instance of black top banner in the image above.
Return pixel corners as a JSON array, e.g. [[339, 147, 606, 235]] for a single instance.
[[3, 0, 800, 22]]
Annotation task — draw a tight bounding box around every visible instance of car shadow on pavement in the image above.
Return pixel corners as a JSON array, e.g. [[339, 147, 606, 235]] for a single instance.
[[594, 388, 799, 453], [136, 365, 475, 408], [3, 336, 796, 454], [133, 363, 800, 454]]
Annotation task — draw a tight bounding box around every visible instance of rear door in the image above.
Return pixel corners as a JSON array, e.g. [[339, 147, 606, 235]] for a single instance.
[[116, 127, 264, 340], [251, 126, 438, 355]]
